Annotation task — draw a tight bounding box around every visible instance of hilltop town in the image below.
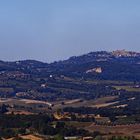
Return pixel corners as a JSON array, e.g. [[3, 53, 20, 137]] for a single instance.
[[0, 50, 139, 139]]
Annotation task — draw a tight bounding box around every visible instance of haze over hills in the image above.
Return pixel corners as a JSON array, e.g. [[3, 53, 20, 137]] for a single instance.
[[0, 50, 140, 139], [1, 1, 140, 139], [0, 49, 139, 100], [0, 50, 140, 81]]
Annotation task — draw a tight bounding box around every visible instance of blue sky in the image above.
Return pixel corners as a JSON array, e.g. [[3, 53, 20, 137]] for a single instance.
[[0, 0, 140, 62]]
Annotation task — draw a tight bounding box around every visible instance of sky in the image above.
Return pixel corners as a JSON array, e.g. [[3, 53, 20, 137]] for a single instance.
[[0, 0, 140, 62]]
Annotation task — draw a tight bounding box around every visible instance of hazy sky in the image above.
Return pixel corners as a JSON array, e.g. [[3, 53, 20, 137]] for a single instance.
[[0, 0, 140, 62]]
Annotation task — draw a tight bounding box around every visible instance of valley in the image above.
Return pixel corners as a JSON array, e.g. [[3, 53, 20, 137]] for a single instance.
[[0, 50, 139, 139]]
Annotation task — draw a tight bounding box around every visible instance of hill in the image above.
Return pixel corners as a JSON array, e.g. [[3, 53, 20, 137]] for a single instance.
[[0, 50, 140, 139]]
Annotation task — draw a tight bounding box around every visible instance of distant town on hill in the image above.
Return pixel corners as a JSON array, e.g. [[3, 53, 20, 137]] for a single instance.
[[0, 50, 140, 139]]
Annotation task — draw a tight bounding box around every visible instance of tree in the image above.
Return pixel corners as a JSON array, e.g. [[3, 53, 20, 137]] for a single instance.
[[54, 134, 64, 140]]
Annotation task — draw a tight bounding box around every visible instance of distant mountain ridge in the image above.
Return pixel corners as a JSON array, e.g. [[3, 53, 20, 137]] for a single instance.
[[0, 50, 139, 81], [1, 50, 140, 64], [0, 50, 139, 101], [47, 50, 140, 81]]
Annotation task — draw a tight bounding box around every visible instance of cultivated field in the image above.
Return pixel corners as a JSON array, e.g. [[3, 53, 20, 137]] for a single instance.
[[86, 123, 140, 138]]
